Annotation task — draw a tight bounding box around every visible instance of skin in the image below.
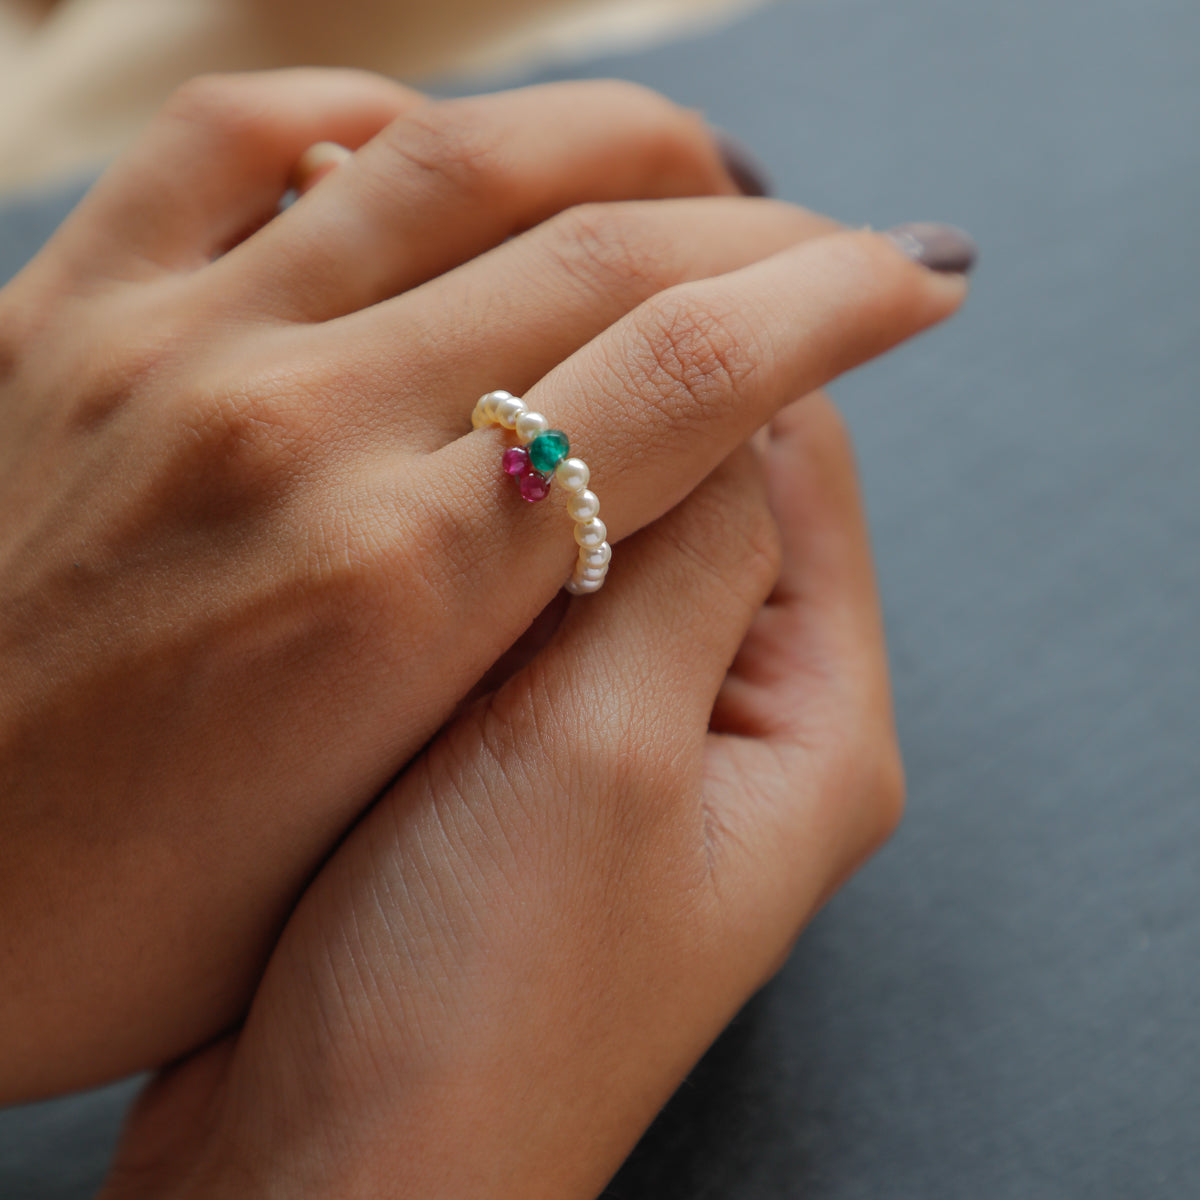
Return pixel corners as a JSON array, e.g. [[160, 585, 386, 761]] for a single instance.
[[0, 68, 966, 1110], [99, 391, 905, 1199]]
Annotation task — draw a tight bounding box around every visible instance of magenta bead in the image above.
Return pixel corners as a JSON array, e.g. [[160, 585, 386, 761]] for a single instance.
[[518, 471, 552, 503], [503, 447, 530, 476]]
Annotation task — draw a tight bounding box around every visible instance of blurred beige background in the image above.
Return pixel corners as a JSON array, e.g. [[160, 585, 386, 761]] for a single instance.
[[0, 0, 765, 190]]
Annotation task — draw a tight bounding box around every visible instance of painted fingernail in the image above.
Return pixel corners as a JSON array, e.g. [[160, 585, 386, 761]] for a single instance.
[[713, 128, 773, 197], [885, 222, 979, 274]]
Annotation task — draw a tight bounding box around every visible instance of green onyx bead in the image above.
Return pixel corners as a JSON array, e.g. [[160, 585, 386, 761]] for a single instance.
[[528, 430, 570, 474]]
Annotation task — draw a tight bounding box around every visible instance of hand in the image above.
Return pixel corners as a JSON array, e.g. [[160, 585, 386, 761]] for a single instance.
[[0, 63, 967, 1100], [0, 68, 739, 1098], [101, 391, 907, 1200]]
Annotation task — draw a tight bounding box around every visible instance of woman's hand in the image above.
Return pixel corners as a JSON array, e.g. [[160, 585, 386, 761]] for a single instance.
[[101, 391, 907, 1200], [0, 65, 968, 1100], [0, 68, 746, 1098]]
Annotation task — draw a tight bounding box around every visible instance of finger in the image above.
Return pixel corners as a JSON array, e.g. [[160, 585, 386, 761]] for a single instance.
[[45, 69, 421, 279], [431, 225, 971, 619], [714, 394, 891, 746], [296, 197, 842, 448], [704, 393, 905, 964], [543, 443, 780, 754], [212, 79, 740, 322]]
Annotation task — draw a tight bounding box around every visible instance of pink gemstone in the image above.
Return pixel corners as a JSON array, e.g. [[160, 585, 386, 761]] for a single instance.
[[518, 471, 552, 503], [503, 447, 530, 476]]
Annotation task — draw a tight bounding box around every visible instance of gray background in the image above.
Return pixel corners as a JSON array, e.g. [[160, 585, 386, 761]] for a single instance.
[[2, 0, 1198, 1195]]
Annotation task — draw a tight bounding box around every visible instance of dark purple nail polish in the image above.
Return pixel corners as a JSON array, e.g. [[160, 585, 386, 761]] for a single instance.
[[885, 222, 979, 274], [713, 129, 772, 197]]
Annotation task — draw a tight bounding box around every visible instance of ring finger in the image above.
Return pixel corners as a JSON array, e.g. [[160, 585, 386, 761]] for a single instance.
[[289, 196, 842, 449], [422, 222, 974, 616]]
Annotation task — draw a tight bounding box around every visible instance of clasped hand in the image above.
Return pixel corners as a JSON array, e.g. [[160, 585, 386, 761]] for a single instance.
[[0, 68, 968, 1197]]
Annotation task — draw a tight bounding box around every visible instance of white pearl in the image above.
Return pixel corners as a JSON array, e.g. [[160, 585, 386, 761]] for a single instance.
[[567, 490, 600, 522], [555, 457, 590, 493], [565, 577, 587, 595], [574, 517, 607, 549], [572, 576, 604, 593], [496, 395, 527, 429], [515, 411, 550, 443], [580, 565, 607, 582], [471, 404, 491, 429], [580, 542, 612, 568], [480, 389, 512, 419]]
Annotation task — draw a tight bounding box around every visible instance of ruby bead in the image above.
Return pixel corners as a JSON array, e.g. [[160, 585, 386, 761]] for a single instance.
[[518, 471, 552, 503], [503, 446, 530, 476]]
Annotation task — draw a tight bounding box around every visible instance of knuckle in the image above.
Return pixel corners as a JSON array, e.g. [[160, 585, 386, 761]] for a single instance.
[[577, 77, 674, 115], [376, 100, 514, 205], [408, 469, 525, 603], [669, 478, 781, 609], [541, 203, 675, 299], [278, 458, 451, 643], [864, 729, 907, 854], [292, 469, 448, 642], [159, 73, 306, 171], [577, 79, 719, 183], [838, 717, 907, 859], [806, 391, 856, 461], [335, 464, 497, 634], [595, 705, 703, 854], [870, 734, 908, 844], [167, 375, 320, 509], [737, 497, 784, 597], [57, 310, 178, 433], [643, 105, 723, 186], [62, 355, 141, 433], [627, 288, 763, 424], [164, 73, 260, 139]]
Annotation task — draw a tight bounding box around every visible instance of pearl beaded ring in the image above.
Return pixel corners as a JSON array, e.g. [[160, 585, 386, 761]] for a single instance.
[[471, 390, 611, 595]]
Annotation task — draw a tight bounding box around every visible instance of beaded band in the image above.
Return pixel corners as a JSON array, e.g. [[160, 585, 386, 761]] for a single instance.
[[472, 390, 611, 595]]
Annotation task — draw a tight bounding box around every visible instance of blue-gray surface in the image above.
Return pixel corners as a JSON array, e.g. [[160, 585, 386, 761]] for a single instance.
[[2, 0, 1198, 1195]]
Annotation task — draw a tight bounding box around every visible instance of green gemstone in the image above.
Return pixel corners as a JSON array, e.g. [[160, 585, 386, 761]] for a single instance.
[[529, 430, 569, 474]]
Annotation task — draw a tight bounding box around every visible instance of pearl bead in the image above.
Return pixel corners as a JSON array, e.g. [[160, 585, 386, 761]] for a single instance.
[[480, 390, 512, 419], [555, 457, 589, 493], [515, 411, 550, 443], [496, 395, 527, 429], [580, 542, 612, 568], [567, 490, 600, 522], [574, 517, 607, 549], [470, 391, 611, 596]]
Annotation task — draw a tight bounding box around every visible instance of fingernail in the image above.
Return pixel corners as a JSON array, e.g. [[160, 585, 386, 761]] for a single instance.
[[713, 128, 773, 197], [885, 222, 978, 274], [291, 141, 352, 192]]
